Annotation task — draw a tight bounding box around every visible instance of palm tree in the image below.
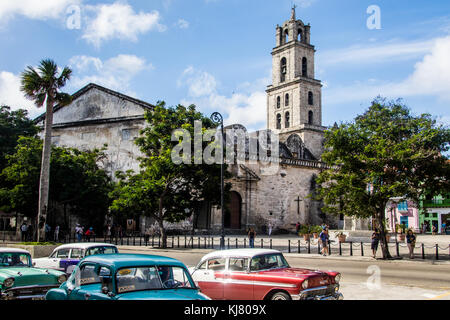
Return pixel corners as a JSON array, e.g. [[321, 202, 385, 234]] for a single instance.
[[20, 59, 72, 242]]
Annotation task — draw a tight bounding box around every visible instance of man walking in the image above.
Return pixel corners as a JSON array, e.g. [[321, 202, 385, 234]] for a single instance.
[[20, 222, 28, 242], [54, 225, 60, 242], [406, 229, 416, 259], [319, 228, 329, 256], [248, 228, 256, 248]]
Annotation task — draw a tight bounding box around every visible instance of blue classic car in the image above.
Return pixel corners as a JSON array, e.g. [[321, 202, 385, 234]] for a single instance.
[[45, 254, 210, 300]]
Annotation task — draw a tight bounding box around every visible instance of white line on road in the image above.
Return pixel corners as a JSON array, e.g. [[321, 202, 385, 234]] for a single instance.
[[422, 293, 436, 299]]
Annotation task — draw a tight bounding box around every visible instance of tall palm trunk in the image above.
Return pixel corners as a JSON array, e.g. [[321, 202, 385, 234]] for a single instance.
[[37, 96, 54, 242]]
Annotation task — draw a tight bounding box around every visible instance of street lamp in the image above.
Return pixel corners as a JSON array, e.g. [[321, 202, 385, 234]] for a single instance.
[[210, 112, 225, 250]]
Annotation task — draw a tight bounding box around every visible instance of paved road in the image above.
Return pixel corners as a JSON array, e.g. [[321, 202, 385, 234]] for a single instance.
[[119, 246, 450, 300]]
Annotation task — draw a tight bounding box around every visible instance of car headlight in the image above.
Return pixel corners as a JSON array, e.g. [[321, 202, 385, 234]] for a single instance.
[[302, 279, 309, 290], [335, 274, 341, 283], [3, 278, 14, 288], [58, 274, 67, 284]]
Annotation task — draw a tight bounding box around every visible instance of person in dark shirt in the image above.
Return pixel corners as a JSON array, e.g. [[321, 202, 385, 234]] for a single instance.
[[319, 229, 329, 256], [406, 230, 416, 259], [371, 228, 380, 259], [248, 228, 256, 248]]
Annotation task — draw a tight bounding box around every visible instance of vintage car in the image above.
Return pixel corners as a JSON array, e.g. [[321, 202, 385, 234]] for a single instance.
[[190, 249, 343, 300], [45, 254, 210, 300], [33, 243, 119, 274], [0, 248, 67, 300]]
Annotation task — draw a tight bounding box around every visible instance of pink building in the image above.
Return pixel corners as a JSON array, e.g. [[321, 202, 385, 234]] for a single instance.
[[385, 199, 420, 233]]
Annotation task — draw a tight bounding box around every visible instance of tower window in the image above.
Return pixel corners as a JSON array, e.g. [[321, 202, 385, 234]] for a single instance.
[[276, 114, 282, 129], [280, 58, 287, 83], [308, 111, 314, 125], [285, 112, 290, 128], [302, 57, 308, 78], [308, 91, 314, 105], [284, 29, 289, 44], [285, 93, 289, 106], [298, 29, 303, 42], [276, 96, 281, 109]]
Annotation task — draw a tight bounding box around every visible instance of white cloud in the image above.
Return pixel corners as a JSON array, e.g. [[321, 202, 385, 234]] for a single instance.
[[82, 1, 166, 47], [69, 54, 152, 96], [319, 38, 435, 67], [177, 19, 190, 29], [0, 71, 42, 118], [294, 0, 317, 8], [0, 0, 81, 24], [178, 66, 267, 130], [324, 36, 450, 104]]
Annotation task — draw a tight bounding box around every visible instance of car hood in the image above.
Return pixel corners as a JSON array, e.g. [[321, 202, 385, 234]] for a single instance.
[[0, 267, 61, 288], [116, 289, 208, 300], [256, 268, 334, 286]]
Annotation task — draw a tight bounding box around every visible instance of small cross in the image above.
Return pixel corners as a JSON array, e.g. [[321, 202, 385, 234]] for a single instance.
[[295, 196, 302, 216]]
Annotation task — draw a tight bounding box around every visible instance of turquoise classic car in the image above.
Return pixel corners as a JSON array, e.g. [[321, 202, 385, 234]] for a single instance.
[[46, 254, 210, 300], [0, 248, 67, 300]]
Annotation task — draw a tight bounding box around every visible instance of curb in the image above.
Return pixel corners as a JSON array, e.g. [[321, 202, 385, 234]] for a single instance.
[[117, 246, 450, 265]]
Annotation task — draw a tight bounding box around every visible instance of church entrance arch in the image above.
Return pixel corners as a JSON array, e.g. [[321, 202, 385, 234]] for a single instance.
[[225, 191, 242, 229]]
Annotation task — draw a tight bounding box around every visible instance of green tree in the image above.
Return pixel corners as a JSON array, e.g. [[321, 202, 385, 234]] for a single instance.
[[110, 102, 231, 248], [0, 137, 112, 238], [316, 98, 450, 259], [0, 106, 38, 170], [21, 59, 72, 241]]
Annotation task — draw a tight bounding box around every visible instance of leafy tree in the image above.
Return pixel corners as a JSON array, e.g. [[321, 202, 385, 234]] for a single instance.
[[316, 98, 450, 259], [0, 106, 38, 170], [110, 102, 231, 248], [0, 137, 113, 239], [20, 59, 72, 241]]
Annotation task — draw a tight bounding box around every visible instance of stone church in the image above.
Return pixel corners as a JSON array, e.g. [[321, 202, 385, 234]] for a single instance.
[[36, 9, 343, 234]]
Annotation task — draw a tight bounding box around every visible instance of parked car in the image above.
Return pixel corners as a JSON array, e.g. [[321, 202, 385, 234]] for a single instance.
[[45, 254, 210, 300], [33, 243, 119, 275], [190, 249, 344, 300], [0, 248, 67, 300]]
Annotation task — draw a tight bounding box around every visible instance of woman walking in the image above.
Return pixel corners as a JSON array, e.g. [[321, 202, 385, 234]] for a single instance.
[[406, 229, 416, 259], [371, 228, 380, 259]]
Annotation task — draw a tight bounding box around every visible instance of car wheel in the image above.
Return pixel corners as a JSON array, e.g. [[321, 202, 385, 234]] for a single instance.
[[270, 292, 291, 300]]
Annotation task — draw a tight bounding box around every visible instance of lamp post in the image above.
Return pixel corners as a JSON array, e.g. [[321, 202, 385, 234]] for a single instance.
[[211, 112, 225, 250]]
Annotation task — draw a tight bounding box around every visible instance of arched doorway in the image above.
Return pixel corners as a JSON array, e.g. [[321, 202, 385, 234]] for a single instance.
[[225, 192, 242, 229]]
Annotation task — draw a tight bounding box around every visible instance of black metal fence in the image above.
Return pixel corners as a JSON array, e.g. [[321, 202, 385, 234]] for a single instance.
[[51, 233, 450, 261]]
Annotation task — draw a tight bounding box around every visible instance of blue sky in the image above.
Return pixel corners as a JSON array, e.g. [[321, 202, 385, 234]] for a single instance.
[[0, 0, 449, 132]]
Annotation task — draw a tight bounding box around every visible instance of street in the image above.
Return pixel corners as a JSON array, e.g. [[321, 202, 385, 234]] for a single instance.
[[119, 246, 450, 300]]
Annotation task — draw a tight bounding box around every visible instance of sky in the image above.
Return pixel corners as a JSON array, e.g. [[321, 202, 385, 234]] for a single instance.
[[0, 0, 449, 132]]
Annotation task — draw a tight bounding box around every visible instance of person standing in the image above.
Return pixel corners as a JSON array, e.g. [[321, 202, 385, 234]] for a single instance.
[[248, 228, 256, 248], [20, 222, 28, 242], [268, 222, 273, 237], [75, 224, 83, 242], [319, 228, 329, 256], [27, 224, 33, 241], [432, 224, 437, 235], [54, 225, 60, 242], [406, 230, 416, 259], [45, 224, 51, 242], [371, 228, 380, 259]]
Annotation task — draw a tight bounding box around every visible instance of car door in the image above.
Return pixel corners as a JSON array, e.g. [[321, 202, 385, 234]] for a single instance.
[[68, 263, 103, 301], [192, 258, 225, 300], [62, 248, 83, 274], [223, 257, 254, 300], [54, 248, 72, 272]]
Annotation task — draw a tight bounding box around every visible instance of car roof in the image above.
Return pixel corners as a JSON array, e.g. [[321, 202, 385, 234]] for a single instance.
[[80, 254, 187, 270], [0, 248, 30, 254], [54, 243, 117, 251], [200, 249, 281, 261]]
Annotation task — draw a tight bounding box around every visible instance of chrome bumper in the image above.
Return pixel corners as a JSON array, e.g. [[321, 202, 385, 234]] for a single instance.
[[292, 285, 344, 301], [1, 285, 58, 300]]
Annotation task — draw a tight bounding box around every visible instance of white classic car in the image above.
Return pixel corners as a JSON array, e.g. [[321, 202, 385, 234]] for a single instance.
[[33, 243, 118, 275]]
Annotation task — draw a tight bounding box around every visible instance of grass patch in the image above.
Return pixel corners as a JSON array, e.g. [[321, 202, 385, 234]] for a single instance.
[[19, 242, 60, 246]]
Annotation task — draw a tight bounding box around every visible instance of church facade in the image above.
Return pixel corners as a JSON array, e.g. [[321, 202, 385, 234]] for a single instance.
[[36, 9, 343, 234]]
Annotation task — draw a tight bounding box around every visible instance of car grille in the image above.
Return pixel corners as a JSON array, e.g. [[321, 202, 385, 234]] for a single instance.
[[4, 285, 59, 300], [301, 285, 336, 299]]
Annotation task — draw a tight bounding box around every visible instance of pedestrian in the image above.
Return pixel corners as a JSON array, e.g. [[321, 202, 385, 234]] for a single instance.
[[371, 228, 380, 259], [406, 229, 416, 259], [441, 222, 446, 235], [248, 228, 256, 248], [319, 228, 329, 256], [432, 224, 437, 235], [85, 227, 94, 242], [20, 222, 28, 242], [27, 224, 33, 241], [45, 223, 51, 242], [75, 224, 83, 242], [54, 225, 60, 242], [295, 222, 301, 234], [268, 222, 273, 237]]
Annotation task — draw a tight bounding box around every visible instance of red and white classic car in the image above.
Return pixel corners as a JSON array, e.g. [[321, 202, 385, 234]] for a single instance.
[[190, 249, 343, 300]]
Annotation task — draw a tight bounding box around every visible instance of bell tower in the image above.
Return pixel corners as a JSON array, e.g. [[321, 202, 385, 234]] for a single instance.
[[266, 7, 325, 159]]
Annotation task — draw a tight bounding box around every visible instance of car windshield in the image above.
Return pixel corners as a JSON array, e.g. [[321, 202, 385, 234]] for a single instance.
[[85, 246, 118, 257], [0, 252, 31, 267], [116, 266, 195, 294], [250, 253, 290, 271]]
